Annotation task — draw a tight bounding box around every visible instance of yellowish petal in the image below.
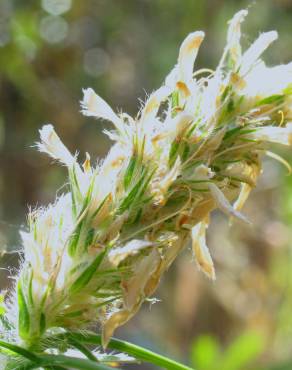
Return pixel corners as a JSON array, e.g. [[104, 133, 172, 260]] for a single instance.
[[122, 249, 160, 310], [233, 183, 252, 211], [191, 221, 215, 280]]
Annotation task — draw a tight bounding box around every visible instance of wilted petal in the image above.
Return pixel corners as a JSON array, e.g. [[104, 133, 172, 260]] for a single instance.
[[108, 239, 153, 267], [191, 221, 215, 280], [208, 183, 250, 224], [233, 183, 252, 211], [122, 249, 160, 310], [102, 309, 136, 348]]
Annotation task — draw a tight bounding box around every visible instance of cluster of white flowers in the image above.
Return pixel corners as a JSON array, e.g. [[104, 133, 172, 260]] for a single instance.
[[1, 9, 291, 359]]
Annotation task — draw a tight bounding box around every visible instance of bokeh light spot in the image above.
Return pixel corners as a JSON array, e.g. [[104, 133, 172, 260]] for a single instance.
[[83, 48, 110, 77], [41, 0, 72, 16], [40, 16, 68, 44]]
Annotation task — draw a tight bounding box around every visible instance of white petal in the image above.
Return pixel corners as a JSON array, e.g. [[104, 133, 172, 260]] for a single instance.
[[217, 9, 248, 71], [250, 123, 292, 145], [242, 61, 292, 97], [81, 88, 124, 132], [141, 86, 171, 123], [240, 31, 278, 75], [178, 31, 205, 83], [37, 124, 75, 167], [226, 9, 248, 68]]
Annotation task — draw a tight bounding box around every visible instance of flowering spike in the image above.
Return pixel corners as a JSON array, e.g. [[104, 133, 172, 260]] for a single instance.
[[2, 10, 292, 358]]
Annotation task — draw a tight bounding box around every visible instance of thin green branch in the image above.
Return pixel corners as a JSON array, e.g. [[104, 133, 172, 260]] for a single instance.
[[0, 339, 40, 363], [65, 332, 194, 370], [28, 354, 120, 370], [0, 339, 119, 370]]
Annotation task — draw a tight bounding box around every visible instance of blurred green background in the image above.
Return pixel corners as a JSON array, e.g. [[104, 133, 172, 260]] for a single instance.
[[0, 0, 291, 369]]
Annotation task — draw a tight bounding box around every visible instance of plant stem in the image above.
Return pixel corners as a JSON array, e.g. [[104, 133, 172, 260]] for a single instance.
[[69, 332, 195, 370], [29, 354, 121, 370], [0, 339, 40, 363], [0, 340, 119, 370]]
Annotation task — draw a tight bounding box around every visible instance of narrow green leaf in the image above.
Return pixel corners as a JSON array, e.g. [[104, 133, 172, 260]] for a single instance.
[[182, 143, 190, 162], [39, 312, 46, 335], [17, 280, 30, 340], [90, 194, 110, 221], [28, 267, 34, 307], [85, 228, 95, 250], [169, 140, 180, 167], [227, 98, 235, 113], [50, 332, 194, 370], [69, 250, 107, 294], [171, 90, 179, 108], [124, 155, 137, 189], [255, 94, 284, 107], [117, 169, 148, 214], [0, 339, 39, 363]]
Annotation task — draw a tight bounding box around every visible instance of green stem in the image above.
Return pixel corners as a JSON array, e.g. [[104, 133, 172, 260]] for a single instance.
[[0, 339, 40, 363], [28, 354, 121, 370], [0, 340, 119, 370], [69, 332, 194, 370]]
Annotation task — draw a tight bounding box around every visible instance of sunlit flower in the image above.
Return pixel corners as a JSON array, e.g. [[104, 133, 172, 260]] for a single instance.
[[3, 8, 291, 353]]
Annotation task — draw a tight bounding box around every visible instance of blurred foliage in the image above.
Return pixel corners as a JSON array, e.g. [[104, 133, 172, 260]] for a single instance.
[[0, 0, 291, 369], [191, 331, 265, 370]]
